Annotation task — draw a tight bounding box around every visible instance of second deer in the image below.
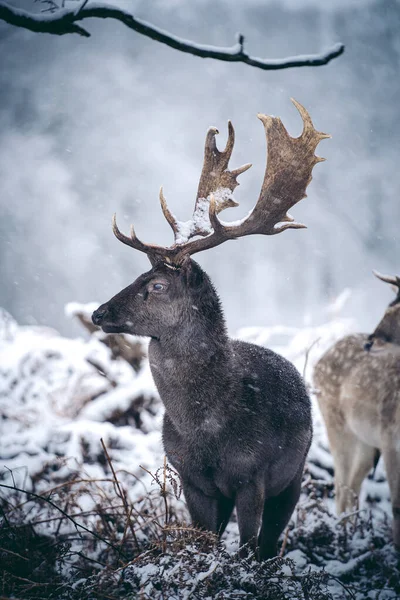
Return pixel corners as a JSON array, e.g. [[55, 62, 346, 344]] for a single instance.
[[314, 271, 400, 547], [93, 100, 328, 559]]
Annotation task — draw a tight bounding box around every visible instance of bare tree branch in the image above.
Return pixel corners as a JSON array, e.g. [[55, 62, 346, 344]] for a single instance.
[[0, 1, 344, 70]]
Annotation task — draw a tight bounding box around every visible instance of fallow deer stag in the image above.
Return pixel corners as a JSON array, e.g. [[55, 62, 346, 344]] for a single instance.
[[314, 271, 400, 547], [92, 100, 328, 559]]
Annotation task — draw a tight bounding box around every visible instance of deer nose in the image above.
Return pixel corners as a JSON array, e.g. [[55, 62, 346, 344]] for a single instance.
[[92, 306, 108, 326]]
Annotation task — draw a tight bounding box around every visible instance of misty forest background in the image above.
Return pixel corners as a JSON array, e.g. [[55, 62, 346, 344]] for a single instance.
[[2, 2, 400, 598], [1, 0, 399, 338]]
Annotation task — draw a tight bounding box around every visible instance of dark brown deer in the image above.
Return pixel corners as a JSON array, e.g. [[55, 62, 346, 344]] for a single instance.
[[92, 100, 328, 559], [314, 271, 400, 548]]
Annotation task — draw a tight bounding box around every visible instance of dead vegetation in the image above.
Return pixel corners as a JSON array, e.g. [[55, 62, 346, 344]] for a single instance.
[[1, 452, 399, 600]]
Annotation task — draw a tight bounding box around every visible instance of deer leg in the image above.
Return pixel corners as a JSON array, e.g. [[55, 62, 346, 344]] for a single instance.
[[235, 480, 264, 558], [329, 428, 376, 515], [381, 441, 400, 548], [183, 480, 234, 536], [318, 403, 376, 516], [258, 466, 303, 560], [217, 495, 235, 537], [182, 480, 219, 533]]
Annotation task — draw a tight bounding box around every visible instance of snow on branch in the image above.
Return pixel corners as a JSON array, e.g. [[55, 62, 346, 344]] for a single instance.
[[0, 0, 345, 70]]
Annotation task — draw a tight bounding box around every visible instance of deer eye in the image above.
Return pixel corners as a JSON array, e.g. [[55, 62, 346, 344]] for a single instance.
[[152, 282, 167, 292]]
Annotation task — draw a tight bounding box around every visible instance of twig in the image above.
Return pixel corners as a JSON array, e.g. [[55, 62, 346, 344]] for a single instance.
[[302, 337, 321, 381], [55, 496, 70, 536], [5, 476, 115, 512], [139, 461, 171, 522], [100, 438, 139, 551], [326, 575, 358, 599], [3, 466, 17, 489], [35, 477, 115, 497], [163, 456, 168, 523], [120, 504, 134, 548], [117, 548, 156, 570], [2, 573, 52, 587], [0, 1, 345, 71], [115, 468, 148, 493], [161, 455, 169, 551], [3, 505, 125, 529], [75, 550, 108, 568], [139, 464, 159, 483], [75, 0, 89, 16], [0, 547, 29, 561], [336, 507, 366, 525], [0, 482, 127, 559]]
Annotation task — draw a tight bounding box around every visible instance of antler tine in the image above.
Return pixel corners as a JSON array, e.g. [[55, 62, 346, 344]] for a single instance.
[[112, 213, 148, 253], [195, 122, 252, 215], [373, 270, 400, 289], [291, 98, 330, 141], [112, 213, 167, 264], [208, 193, 226, 235], [231, 163, 253, 178], [159, 187, 179, 237]]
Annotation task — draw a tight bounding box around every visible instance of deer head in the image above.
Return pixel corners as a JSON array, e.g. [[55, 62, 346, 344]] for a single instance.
[[364, 271, 400, 351], [92, 258, 222, 340], [92, 99, 329, 336]]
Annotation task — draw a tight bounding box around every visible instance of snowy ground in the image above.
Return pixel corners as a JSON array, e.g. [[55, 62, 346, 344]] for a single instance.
[[0, 296, 398, 599]]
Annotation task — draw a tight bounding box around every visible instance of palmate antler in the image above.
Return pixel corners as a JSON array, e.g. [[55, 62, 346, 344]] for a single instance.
[[112, 99, 329, 266]]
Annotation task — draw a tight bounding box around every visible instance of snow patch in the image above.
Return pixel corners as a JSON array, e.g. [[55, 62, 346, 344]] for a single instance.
[[175, 188, 235, 244]]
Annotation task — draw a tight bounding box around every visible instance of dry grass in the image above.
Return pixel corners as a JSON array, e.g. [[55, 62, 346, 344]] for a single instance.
[[1, 453, 399, 600]]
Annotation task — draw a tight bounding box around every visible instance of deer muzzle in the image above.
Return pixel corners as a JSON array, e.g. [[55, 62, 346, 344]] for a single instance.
[[92, 305, 109, 326]]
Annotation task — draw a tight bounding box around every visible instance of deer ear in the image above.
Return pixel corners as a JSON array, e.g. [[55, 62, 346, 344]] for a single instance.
[[180, 256, 204, 288]]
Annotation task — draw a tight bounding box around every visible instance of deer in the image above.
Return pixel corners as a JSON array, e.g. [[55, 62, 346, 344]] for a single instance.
[[313, 271, 400, 548], [92, 100, 329, 559]]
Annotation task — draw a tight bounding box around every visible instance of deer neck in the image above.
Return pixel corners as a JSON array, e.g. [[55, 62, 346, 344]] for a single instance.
[[148, 311, 234, 435]]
